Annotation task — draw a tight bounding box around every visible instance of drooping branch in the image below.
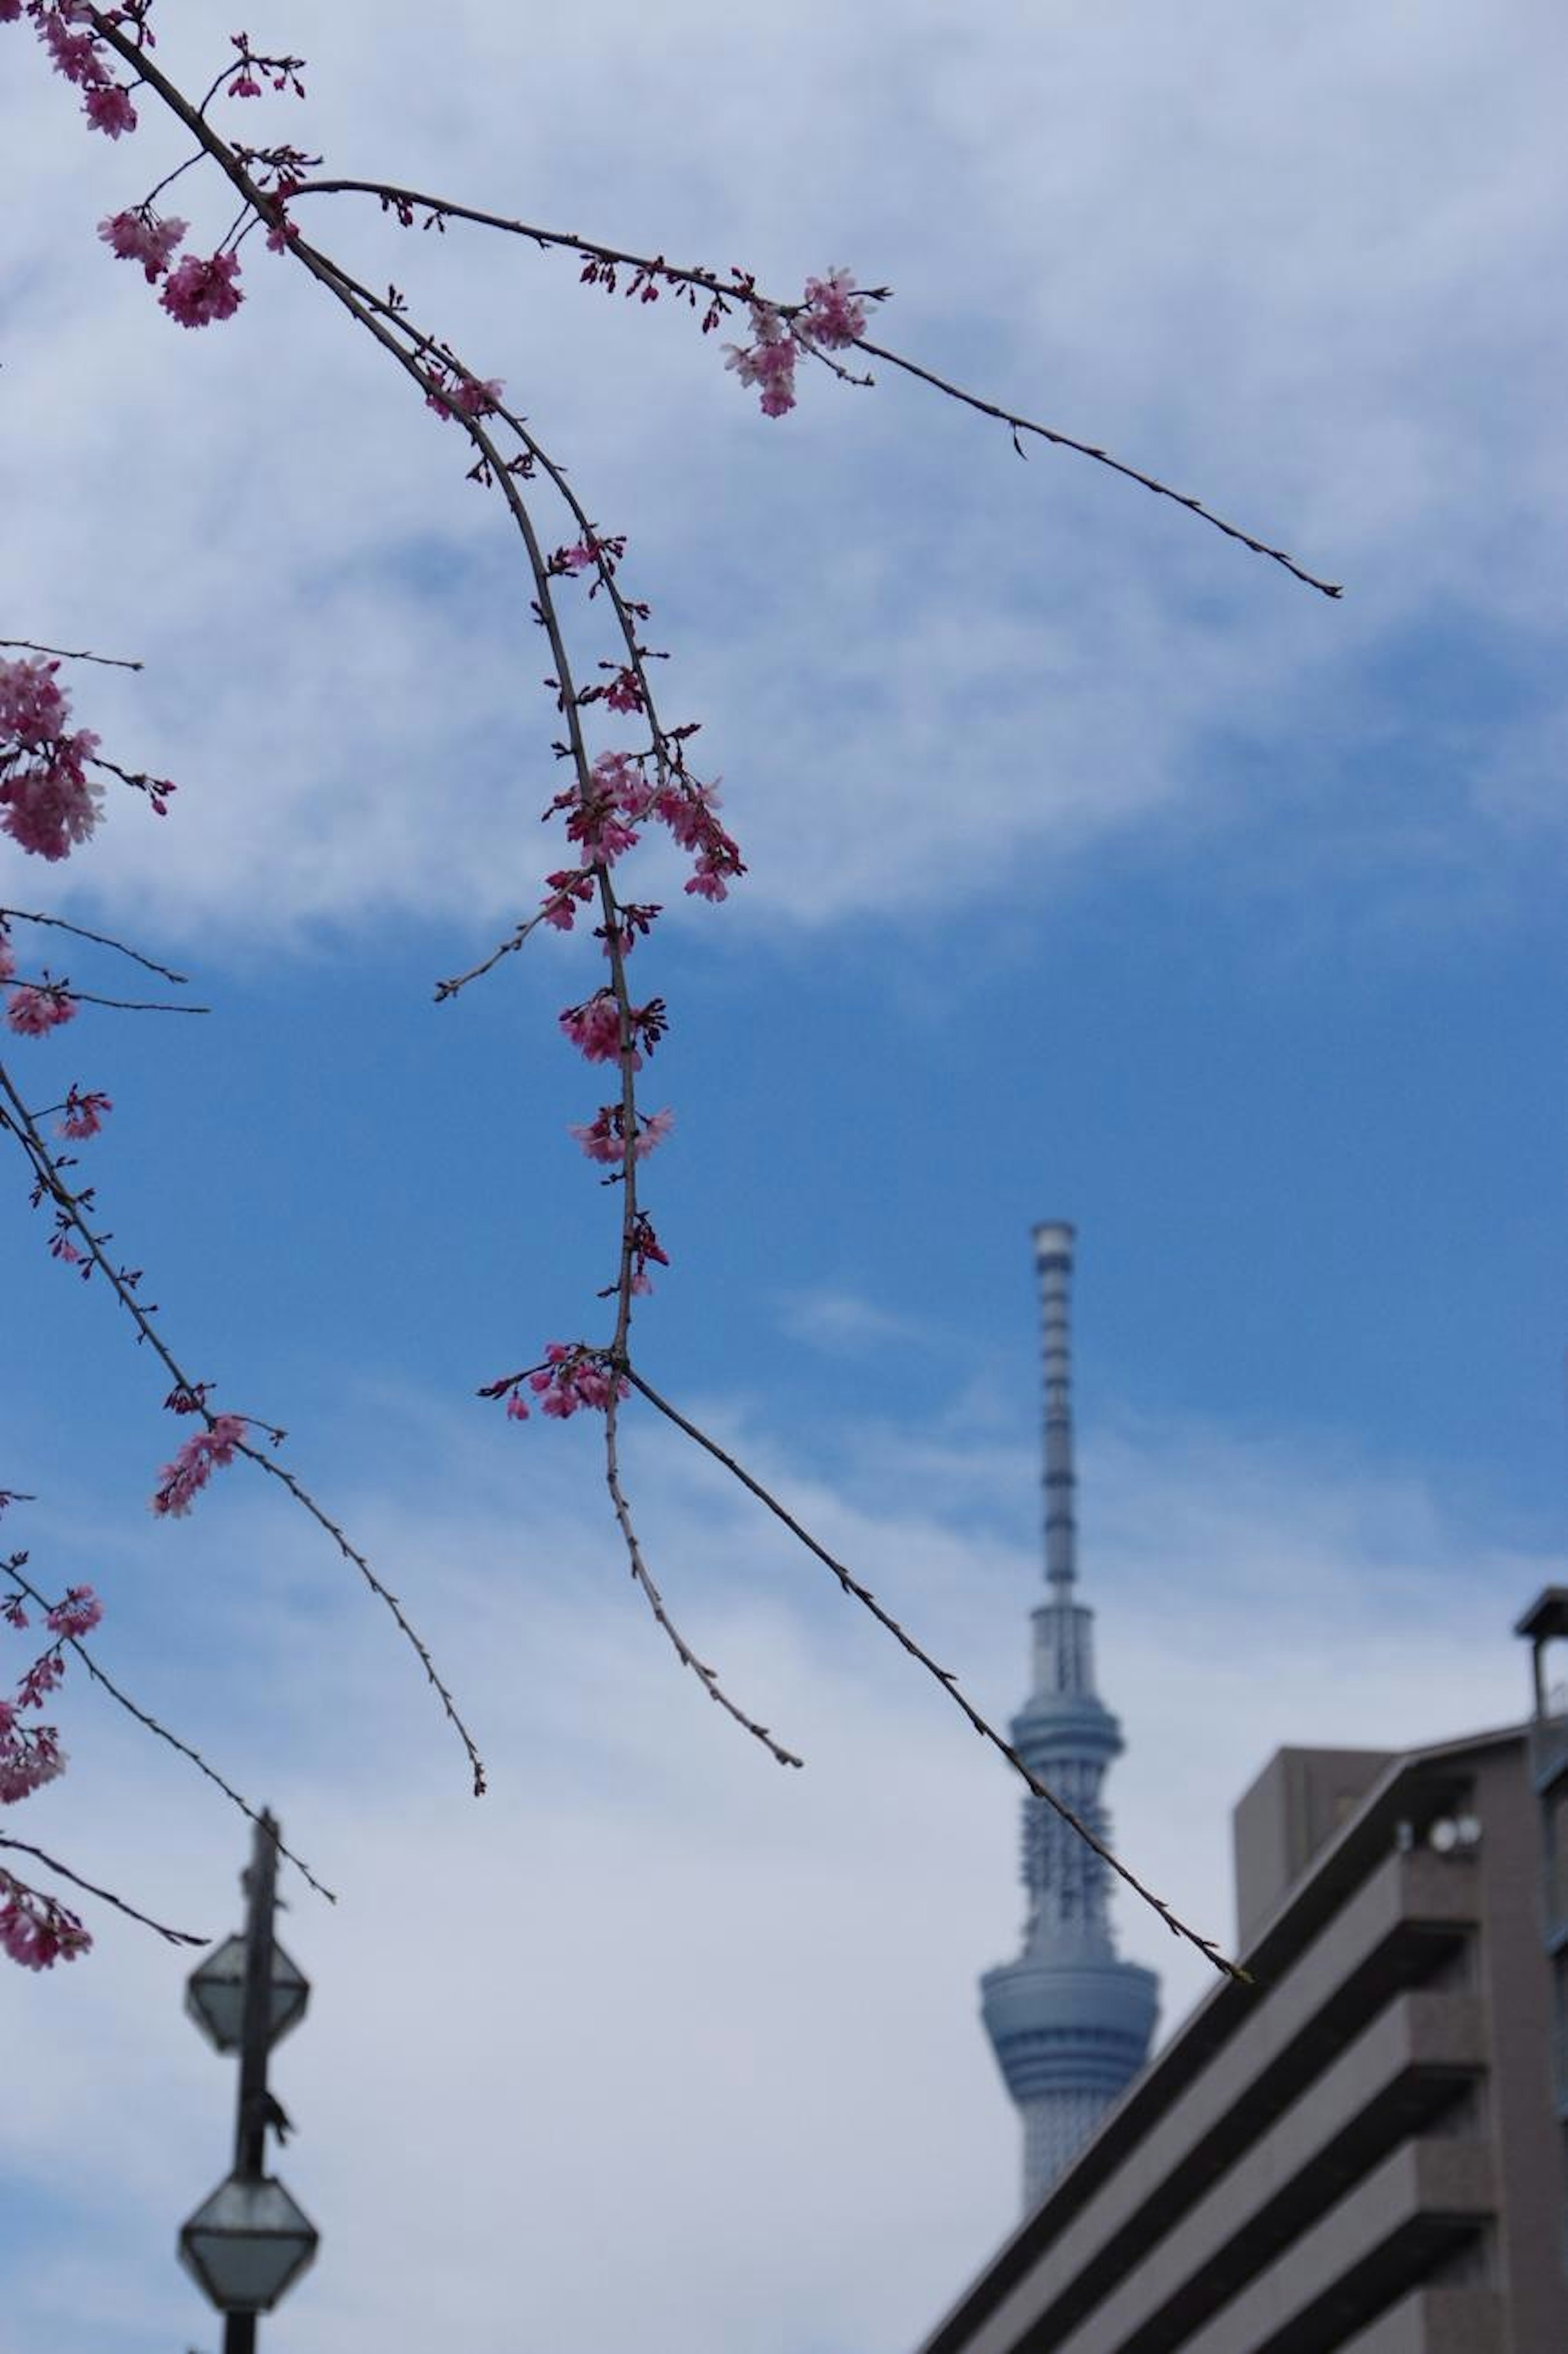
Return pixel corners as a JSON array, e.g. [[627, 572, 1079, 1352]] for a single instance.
[[0, 1061, 487, 1799], [2, 1558, 335, 1903], [283, 176, 1342, 598], [0, 638, 145, 671], [0, 910, 192, 985], [0, 1836, 205, 1947], [621, 1364, 1245, 1980]]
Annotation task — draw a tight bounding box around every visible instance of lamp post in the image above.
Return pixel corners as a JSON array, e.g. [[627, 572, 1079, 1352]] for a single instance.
[[180, 1812, 318, 2351]]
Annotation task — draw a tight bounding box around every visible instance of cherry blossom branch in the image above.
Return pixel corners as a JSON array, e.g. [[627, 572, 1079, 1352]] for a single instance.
[[0, 1061, 488, 1797], [2, 1557, 336, 1902], [620, 1364, 1245, 1980], [0, 1835, 205, 1946], [283, 176, 1340, 598], [0, 909, 192, 985], [160, 57, 1232, 1925]]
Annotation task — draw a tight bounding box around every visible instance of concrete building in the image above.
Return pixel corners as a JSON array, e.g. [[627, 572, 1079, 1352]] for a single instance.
[[980, 1224, 1158, 2208], [920, 1596, 1568, 2354]]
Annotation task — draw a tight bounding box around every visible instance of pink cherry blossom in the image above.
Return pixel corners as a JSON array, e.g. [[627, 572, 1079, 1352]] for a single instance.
[[0, 655, 68, 745], [6, 985, 77, 1037], [150, 1413, 249, 1518], [560, 990, 629, 1066], [98, 208, 187, 281], [0, 1708, 64, 1803], [424, 369, 504, 422], [82, 82, 136, 137], [725, 319, 798, 418], [524, 1342, 630, 1419], [159, 250, 244, 330], [58, 1088, 111, 1139], [0, 742, 103, 859], [604, 668, 644, 715], [44, 1587, 102, 1640], [0, 933, 13, 985], [800, 267, 867, 350], [542, 867, 597, 930], [40, 11, 107, 89], [569, 1103, 674, 1164], [0, 1876, 90, 1969]]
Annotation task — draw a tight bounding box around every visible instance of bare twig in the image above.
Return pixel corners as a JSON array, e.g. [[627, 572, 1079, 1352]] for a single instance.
[[0, 638, 144, 672], [0, 910, 192, 985], [854, 337, 1342, 598], [7, 987, 207, 1016], [621, 1364, 1245, 1979], [2, 1560, 336, 1902], [0, 1836, 205, 1946], [601, 1392, 803, 1768], [433, 913, 546, 1001]]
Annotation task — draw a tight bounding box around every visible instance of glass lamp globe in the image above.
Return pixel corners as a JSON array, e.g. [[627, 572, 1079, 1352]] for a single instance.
[[185, 1934, 309, 2053], [179, 2172, 319, 2313]]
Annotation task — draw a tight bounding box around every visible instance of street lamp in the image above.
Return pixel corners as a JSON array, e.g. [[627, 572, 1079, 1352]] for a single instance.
[[179, 1812, 318, 2354]]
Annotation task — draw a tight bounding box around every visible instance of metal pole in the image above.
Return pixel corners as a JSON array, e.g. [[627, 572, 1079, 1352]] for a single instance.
[[224, 1811, 280, 2354]]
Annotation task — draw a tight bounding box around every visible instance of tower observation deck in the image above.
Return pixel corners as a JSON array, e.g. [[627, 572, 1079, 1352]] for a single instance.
[[980, 1223, 1158, 2211]]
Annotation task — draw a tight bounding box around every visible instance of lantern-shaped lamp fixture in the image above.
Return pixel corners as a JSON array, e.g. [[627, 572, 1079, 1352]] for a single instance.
[[185, 1932, 309, 2054], [178, 2171, 319, 2313]]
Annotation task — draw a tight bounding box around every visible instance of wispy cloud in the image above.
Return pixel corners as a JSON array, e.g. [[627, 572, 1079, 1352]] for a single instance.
[[777, 1284, 933, 1355]]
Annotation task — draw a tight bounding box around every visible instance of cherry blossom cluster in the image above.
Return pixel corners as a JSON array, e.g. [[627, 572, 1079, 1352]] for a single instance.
[[0, 924, 76, 1038], [150, 1410, 248, 1518], [1, 1535, 102, 1968], [4, 0, 140, 139], [99, 198, 245, 326], [2, 1583, 104, 1801], [0, 1870, 91, 1969], [724, 270, 870, 418], [482, 1344, 630, 1423], [543, 748, 744, 913], [424, 364, 505, 423], [0, 657, 103, 863]]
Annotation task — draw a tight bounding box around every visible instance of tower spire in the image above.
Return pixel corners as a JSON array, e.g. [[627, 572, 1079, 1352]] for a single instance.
[[980, 1224, 1159, 2211], [1036, 1220, 1078, 1594]]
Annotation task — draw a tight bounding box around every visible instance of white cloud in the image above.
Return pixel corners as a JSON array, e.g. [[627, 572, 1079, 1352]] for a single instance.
[[4, 0, 1566, 941], [776, 1285, 933, 1355]]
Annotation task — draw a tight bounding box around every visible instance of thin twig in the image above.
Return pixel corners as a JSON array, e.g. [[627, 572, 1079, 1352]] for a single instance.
[[853, 336, 1342, 599], [433, 912, 546, 1001], [2, 1560, 336, 1902], [0, 1061, 487, 1798], [0, 910, 192, 985], [0, 1836, 205, 1946], [601, 1392, 803, 1768], [621, 1364, 1245, 1979], [8, 987, 207, 1016], [0, 638, 144, 671]]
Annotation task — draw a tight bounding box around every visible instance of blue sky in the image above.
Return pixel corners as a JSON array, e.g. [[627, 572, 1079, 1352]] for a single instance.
[[4, 2, 1568, 2350]]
